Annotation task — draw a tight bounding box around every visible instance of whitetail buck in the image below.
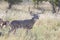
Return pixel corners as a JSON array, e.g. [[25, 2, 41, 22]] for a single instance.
[[8, 13, 40, 34]]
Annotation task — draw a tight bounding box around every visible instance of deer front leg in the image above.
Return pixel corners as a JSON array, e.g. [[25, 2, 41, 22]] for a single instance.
[[13, 28, 16, 34]]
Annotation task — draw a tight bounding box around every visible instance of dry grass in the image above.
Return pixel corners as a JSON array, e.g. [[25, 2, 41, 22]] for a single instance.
[[0, 2, 60, 40], [0, 13, 60, 40]]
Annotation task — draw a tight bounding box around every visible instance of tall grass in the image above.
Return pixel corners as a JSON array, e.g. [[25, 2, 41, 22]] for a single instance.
[[0, 13, 60, 40]]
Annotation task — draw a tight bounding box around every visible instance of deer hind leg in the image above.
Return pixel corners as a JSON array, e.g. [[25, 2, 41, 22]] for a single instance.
[[8, 27, 15, 35], [13, 28, 16, 34], [6, 28, 14, 37]]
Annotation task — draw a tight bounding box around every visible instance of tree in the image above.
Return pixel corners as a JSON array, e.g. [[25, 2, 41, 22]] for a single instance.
[[4, 0, 23, 9], [32, 0, 41, 8], [49, 0, 56, 13], [57, 0, 60, 12], [32, 0, 48, 8], [32, 0, 60, 13], [49, 0, 60, 13]]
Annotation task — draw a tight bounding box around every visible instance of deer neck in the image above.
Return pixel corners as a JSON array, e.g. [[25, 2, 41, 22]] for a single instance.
[[31, 18, 37, 24]]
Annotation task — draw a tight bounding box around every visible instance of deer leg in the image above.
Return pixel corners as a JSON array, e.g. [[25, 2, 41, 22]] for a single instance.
[[26, 29, 29, 35], [6, 28, 14, 37], [8, 27, 14, 35], [13, 28, 16, 34]]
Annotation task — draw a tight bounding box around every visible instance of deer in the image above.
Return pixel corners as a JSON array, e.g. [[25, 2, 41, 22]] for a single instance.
[[8, 13, 40, 34]]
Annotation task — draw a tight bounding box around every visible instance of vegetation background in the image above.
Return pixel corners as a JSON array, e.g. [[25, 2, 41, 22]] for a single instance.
[[0, 0, 60, 40]]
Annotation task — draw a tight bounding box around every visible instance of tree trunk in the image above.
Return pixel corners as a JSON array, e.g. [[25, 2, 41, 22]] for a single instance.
[[58, 1, 60, 12], [6, 3, 13, 13], [33, 3, 36, 8], [8, 3, 13, 9], [36, 1, 39, 9], [50, 2, 56, 13]]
